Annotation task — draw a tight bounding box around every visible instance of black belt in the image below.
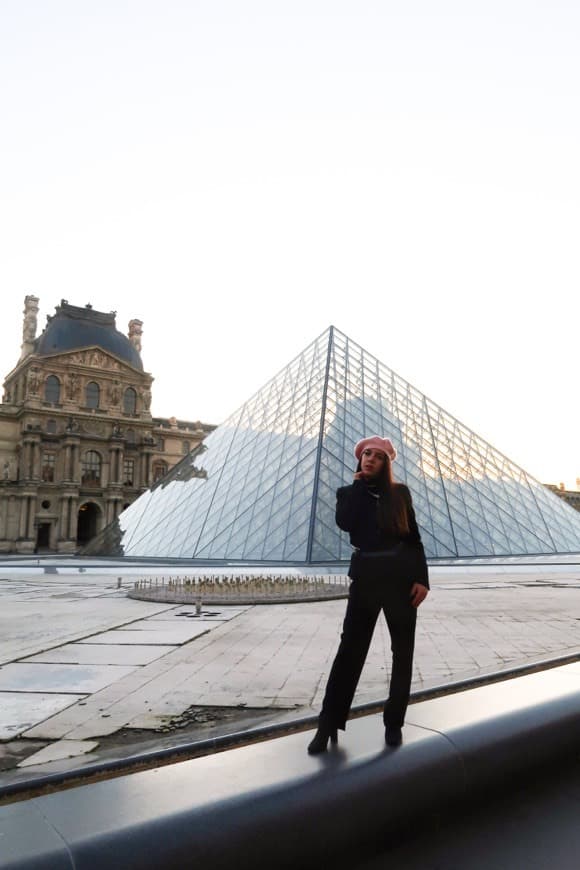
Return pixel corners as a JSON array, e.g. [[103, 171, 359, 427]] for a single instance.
[[354, 544, 405, 558]]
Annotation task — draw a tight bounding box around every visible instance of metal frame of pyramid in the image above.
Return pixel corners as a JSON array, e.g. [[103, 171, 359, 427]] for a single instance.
[[88, 326, 580, 562]]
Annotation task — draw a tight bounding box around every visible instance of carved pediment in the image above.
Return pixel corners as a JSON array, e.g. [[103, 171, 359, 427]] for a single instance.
[[43, 348, 142, 375]]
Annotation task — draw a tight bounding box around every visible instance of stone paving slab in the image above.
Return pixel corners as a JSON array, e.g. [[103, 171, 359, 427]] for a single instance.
[[23, 644, 176, 666], [0, 595, 177, 665], [77, 626, 210, 645], [17, 739, 99, 768], [116, 617, 217, 630], [0, 663, 139, 694], [0, 692, 86, 740]]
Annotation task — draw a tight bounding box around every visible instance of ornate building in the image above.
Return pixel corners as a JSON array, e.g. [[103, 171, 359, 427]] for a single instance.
[[546, 483, 580, 513], [0, 297, 214, 553]]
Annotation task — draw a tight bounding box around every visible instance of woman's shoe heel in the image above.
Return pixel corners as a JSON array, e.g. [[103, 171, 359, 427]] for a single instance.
[[307, 726, 338, 755]]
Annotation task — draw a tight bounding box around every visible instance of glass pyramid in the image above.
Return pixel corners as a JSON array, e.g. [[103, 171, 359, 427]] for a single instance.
[[89, 326, 580, 562]]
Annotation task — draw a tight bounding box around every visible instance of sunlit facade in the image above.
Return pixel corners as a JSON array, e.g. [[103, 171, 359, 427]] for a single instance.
[[87, 326, 580, 562], [0, 297, 213, 553]]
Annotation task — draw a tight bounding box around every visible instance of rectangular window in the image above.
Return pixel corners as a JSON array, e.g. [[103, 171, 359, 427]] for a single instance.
[[81, 450, 102, 486], [42, 452, 56, 482], [123, 459, 135, 487], [153, 462, 167, 482]]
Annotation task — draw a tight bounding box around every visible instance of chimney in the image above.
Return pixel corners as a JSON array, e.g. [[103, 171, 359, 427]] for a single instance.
[[128, 319, 143, 354], [19, 295, 39, 361]]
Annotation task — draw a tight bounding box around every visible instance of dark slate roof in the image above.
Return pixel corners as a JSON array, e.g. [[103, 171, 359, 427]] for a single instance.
[[35, 301, 143, 371]]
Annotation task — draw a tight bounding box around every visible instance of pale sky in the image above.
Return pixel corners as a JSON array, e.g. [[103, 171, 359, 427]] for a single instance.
[[1, 1, 578, 489]]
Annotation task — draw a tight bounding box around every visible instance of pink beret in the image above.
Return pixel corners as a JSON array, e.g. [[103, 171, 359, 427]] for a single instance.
[[354, 436, 397, 463]]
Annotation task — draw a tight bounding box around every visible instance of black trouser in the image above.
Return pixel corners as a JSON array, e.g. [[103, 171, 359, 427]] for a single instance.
[[319, 573, 417, 731]]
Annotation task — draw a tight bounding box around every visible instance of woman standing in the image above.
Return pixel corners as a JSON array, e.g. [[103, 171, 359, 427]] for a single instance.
[[308, 436, 429, 754]]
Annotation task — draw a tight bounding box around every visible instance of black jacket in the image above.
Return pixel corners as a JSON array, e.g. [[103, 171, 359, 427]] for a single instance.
[[336, 479, 429, 587]]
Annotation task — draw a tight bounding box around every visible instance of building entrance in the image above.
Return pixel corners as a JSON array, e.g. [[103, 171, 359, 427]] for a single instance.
[[35, 522, 51, 551], [77, 503, 100, 545]]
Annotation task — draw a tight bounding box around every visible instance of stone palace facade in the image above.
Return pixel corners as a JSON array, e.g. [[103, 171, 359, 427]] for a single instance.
[[0, 297, 214, 553]]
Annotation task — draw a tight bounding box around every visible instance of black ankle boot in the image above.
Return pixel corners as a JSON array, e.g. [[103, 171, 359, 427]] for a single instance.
[[385, 726, 402, 747], [307, 725, 338, 755]]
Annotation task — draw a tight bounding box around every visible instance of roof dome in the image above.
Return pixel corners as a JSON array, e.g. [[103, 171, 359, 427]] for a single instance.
[[35, 301, 143, 371]]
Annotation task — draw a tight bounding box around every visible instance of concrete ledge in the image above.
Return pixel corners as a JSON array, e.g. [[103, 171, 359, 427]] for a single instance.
[[1, 662, 579, 870]]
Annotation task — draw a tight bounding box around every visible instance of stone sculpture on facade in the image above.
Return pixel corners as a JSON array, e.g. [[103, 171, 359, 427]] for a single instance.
[[26, 368, 40, 396], [108, 380, 121, 405], [66, 372, 80, 401], [19, 295, 39, 361], [141, 387, 152, 411], [128, 319, 143, 353]]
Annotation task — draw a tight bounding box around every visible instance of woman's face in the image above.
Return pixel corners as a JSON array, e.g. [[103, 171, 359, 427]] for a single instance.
[[360, 447, 386, 479]]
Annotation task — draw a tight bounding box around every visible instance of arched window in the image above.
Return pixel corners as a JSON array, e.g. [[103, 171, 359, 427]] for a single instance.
[[86, 381, 100, 409], [123, 387, 137, 414], [81, 450, 101, 486], [153, 461, 168, 482], [45, 375, 60, 404]]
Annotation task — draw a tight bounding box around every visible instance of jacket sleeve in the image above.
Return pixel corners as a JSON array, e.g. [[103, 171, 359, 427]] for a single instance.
[[335, 480, 368, 533], [401, 485, 430, 589]]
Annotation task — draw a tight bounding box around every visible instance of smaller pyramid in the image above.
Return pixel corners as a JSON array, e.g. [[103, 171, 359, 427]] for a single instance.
[[88, 326, 580, 562]]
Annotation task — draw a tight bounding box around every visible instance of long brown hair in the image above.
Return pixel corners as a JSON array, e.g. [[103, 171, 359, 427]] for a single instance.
[[356, 455, 410, 535]]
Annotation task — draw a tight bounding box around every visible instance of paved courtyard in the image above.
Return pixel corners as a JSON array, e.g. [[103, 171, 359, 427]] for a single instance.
[[0, 559, 579, 776]]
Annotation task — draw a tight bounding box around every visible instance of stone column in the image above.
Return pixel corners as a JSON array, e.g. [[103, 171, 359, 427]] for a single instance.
[[6, 494, 16, 542], [20, 441, 32, 480], [67, 497, 73, 539], [108, 447, 117, 485], [0, 494, 7, 540], [62, 440, 77, 482], [31, 440, 41, 481], [69, 496, 78, 540], [62, 444, 71, 482], [73, 445, 82, 484], [26, 495, 36, 539], [106, 497, 121, 524], [59, 497, 69, 542], [101, 451, 109, 488], [140, 450, 152, 489], [18, 495, 28, 538]]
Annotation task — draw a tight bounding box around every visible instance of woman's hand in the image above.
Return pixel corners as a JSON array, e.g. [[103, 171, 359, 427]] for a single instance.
[[410, 583, 428, 608], [353, 471, 365, 480]]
